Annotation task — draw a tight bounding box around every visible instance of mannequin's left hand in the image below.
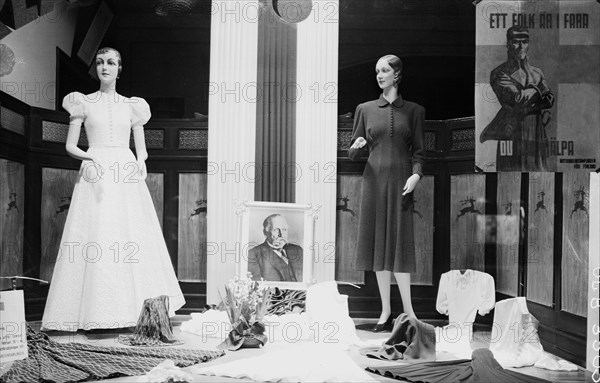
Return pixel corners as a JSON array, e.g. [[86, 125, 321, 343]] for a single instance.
[[402, 174, 421, 195], [137, 160, 147, 181]]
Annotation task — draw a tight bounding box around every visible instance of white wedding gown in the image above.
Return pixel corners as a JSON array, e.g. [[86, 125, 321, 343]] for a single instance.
[[41, 91, 185, 331]]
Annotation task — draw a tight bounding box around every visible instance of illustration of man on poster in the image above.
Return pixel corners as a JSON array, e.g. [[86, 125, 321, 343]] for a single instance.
[[480, 25, 555, 171]]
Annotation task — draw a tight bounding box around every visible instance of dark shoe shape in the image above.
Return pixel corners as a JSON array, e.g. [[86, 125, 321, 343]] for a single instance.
[[370, 315, 394, 332]]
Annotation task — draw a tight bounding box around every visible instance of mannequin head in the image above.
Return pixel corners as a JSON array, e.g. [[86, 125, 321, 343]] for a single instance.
[[96, 47, 122, 85], [376, 54, 403, 89]]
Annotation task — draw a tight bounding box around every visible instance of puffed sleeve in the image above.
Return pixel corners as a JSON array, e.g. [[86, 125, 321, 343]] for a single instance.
[[62, 92, 86, 123], [129, 97, 151, 131], [348, 104, 367, 161], [411, 105, 426, 178], [436, 272, 449, 316], [477, 272, 496, 316]]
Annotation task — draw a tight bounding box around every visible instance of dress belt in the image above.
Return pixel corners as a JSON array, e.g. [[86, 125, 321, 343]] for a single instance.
[[88, 144, 130, 148]]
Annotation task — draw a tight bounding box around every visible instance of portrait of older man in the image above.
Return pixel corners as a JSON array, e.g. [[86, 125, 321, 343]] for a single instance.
[[248, 214, 304, 282]]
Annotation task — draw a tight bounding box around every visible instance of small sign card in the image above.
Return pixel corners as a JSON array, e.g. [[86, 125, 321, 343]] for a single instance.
[[0, 290, 28, 363]]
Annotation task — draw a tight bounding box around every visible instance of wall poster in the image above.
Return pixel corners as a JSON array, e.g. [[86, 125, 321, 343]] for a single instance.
[[476, 0, 599, 172]]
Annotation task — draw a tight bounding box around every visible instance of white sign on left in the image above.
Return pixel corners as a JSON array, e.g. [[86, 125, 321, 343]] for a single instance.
[[0, 290, 28, 363]]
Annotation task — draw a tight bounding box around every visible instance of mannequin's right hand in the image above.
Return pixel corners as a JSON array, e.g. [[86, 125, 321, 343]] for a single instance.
[[83, 156, 104, 178], [89, 155, 104, 168], [350, 137, 367, 149]]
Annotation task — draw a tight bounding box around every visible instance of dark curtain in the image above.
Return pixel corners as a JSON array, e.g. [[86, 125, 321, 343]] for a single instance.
[[254, 0, 297, 203]]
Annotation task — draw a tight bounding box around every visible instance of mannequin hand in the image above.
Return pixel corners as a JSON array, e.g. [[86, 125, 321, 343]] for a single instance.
[[83, 155, 104, 178], [350, 137, 367, 149], [402, 174, 421, 195], [137, 159, 147, 181]]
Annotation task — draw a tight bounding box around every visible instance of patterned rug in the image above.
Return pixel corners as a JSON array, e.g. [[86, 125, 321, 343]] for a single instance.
[[0, 327, 224, 383]]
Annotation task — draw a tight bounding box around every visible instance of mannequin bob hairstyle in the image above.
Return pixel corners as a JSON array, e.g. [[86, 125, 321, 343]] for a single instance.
[[378, 54, 403, 86], [96, 47, 122, 76]]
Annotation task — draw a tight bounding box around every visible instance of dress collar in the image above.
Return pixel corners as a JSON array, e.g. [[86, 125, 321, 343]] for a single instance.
[[455, 269, 473, 290], [378, 93, 405, 108]]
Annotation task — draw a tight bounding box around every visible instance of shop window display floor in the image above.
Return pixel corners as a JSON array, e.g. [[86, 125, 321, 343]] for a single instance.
[[5, 316, 591, 383]]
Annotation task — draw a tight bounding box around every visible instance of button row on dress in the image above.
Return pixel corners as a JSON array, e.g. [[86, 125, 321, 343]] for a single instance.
[[106, 96, 114, 143], [389, 107, 394, 137]]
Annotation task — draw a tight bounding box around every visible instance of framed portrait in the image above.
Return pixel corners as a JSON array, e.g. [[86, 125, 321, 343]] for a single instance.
[[235, 201, 319, 290]]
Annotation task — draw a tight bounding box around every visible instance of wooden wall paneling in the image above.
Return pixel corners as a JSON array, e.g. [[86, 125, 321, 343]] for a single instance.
[[526, 172, 555, 307], [335, 175, 364, 284], [449, 174, 486, 271], [40, 168, 78, 283], [0, 106, 26, 136], [413, 175, 434, 285], [178, 173, 207, 282], [495, 172, 521, 296], [561, 172, 589, 317], [145, 173, 164, 228], [22, 154, 42, 317], [431, 159, 450, 286], [0, 159, 25, 290]]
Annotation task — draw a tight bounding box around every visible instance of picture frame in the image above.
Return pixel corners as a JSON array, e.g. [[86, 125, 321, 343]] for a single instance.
[[235, 200, 320, 290]]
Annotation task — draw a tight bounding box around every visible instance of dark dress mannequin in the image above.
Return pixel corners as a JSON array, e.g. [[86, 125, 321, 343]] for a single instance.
[[349, 94, 425, 273]]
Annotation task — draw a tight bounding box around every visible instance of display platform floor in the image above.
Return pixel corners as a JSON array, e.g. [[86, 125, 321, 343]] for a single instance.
[[15, 317, 592, 383]]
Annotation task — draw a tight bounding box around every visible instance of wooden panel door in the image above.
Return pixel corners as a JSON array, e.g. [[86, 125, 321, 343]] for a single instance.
[[526, 173, 555, 307], [0, 159, 25, 289], [178, 173, 207, 282], [450, 174, 486, 271], [495, 172, 521, 296]]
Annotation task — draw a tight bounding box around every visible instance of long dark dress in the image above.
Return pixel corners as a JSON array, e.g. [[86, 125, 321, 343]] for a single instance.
[[349, 94, 425, 272]]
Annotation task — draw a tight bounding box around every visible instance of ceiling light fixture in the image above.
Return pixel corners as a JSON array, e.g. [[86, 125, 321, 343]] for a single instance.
[[155, 0, 200, 16]]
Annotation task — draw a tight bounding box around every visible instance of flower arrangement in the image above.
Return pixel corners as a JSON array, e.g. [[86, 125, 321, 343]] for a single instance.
[[218, 273, 272, 350]]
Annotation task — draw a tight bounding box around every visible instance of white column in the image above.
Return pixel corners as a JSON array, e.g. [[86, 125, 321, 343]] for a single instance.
[[206, 1, 259, 303], [588, 172, 599, 373], [295, 0, 339, 283]]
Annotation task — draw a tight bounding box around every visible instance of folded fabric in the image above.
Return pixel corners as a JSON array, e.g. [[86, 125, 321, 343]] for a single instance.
[[435, 323, 474, 359], [180, 310, 313, 344], [490, 297, 578, 371], [368, 357, 472, 382], [305, 281, 360, 348], [263, 313, 311, 343], [191, 343, 377, 382], [137, 359, 196, 383], [533, 354, 578, 372], [0, 327, 224, 383], [179, 309, 231, 340], [267, 287, 306, 315], [360, 313, 436, 361], [118, 295, 183, 347], [366, 348, 551, 383]]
